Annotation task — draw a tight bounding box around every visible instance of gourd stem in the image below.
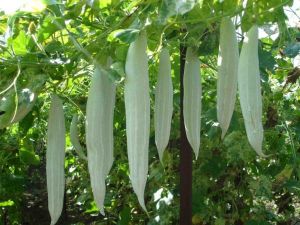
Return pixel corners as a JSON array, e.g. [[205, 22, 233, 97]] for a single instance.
[[179, 45, 192, 225]]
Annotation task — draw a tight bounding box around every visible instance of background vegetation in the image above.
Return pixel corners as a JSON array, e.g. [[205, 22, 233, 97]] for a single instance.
[[0, 0, 299, 224]]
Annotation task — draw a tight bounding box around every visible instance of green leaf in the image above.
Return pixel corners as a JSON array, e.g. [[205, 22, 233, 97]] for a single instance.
[[198, 31, 219, 55], [259, 48, 276, 72], [115, 45, 128, 61], [100, 0, 111, 8], [283, 42, 300, 58], [20, 150, 40, 166], [159, 0, 197, 24], [215, 218, 225, 225], [0, 174, 25, 194], [42, 0, 60, 4], [19, 148, 40, 166], [46, 2, 63, 16], [8, 30, 29, 55], [38, 16, 65, 42], [158, 0, 177, 24], [19, 111, 35, 134], [274, 164, 294, 183], [241, 0, 289, 32], [249, 175, 272, 197], [108, 29, 140, 43], [207, 122, 221, 139], [109, 61, 125, 82], [201, 156, 226, 177], [0, 90, 16, 129], [246, 220, 271, 225], [0, 200, 15, 207], [176, 0, 197, 15], [45, 40, 63, 53], [117, 207, 131, 225], [85, 201, 99, 213]]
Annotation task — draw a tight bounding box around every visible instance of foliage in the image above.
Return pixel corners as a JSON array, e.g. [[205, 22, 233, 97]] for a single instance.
[[0, 0, 299, 224]]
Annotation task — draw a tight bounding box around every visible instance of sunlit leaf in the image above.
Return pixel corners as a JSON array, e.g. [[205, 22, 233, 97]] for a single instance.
[[8, 30, 29, 55], [108, 29, 140, 43], [0, 200, 15, 207]]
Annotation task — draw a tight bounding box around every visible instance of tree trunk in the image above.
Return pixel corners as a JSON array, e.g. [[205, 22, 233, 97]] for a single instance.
[[3, 208, 8, 225], [179, 45, 192, 225]]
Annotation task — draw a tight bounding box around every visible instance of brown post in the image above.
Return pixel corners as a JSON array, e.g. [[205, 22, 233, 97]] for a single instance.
[[179, 45, 193, 225]]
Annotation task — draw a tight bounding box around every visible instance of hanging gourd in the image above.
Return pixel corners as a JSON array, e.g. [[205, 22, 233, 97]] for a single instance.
[[70, 114, 87, 161], [154, 48, 173, 163], [0, 89, 37, 129], [86, 63, 116, 215], [238, 25, 265, 156], [46, 94, 66, 225], [183, 47, 201, 158], [217, 17, 239, 139], [124, 31, 150, 212]]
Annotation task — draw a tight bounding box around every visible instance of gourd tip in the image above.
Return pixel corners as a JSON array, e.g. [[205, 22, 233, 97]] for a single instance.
[[158, 151, 165, 166], [138, 197, 148, 215], [195, 152, 199, 160], [221, 131, 226, 140], [142, 204, 150, 218], [257, 151, 271, 158], [159, 159, 165, 167], [254, 147, 269, 158], [100, 208, 105, 216]]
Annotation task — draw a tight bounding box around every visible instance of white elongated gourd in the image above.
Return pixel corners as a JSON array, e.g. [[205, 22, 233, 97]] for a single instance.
[[0, 89, 37, 129], [11, 91, 37, 123], [70, 114, 87, 161], [86, 64, 116, 215], [154, 48, 173, 163], [238, 25, 265, 156], [124, 31, 149, 212], [46, 95, 65, 225], [183, 47, 201, 158], [217, 17, 239, 139]]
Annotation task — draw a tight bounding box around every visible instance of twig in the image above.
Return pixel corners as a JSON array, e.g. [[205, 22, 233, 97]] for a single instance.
[[0, 63, 20, 96]]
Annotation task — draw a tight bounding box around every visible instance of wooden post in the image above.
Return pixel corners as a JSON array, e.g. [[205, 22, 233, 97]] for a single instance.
[[179, 45, 193, 225]]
